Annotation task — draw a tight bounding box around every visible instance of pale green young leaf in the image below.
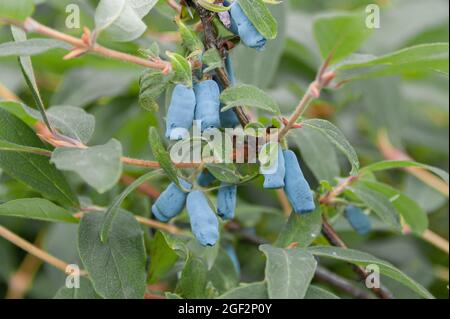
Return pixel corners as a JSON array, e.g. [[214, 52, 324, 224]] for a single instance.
[[237, 0, 278, 40], [166, 51, 192, 87], [302, 119, 359, 176], [313, 12, 372, 64], [0, 39, 69, 57], [220, 84, 280, 114], [51, 139, 123, 193]]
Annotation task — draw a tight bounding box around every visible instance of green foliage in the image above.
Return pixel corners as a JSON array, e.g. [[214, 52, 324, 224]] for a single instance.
[[0, 0, 448, 301]]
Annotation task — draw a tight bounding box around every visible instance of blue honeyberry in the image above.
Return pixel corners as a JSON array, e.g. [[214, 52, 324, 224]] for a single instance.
[[165, 84, 196, 141], [194, 80, 221, 132], [225, 55, 237, 86], [261, 144, 286, 189], [197, 170, 216, 188], [217, 183, 237, 220], [151, 179, 192, 222], [229, 2, 267, 51], [225, 244, 241, 275], [186, 191, 219, 246], [345, 205, 372, 235], [283, 149, 316, 214]]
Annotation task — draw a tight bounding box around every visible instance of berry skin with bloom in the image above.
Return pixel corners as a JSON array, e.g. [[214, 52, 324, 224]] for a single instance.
[[165, 84, 196, 141], [152, 179, 192, 222], [197, 170, 216, 188], [186, 191, 220, 247], [229, 2, 267, 51], [194, 80, 221, 132], [283, 149, 316, 214], [261, 144, 286, 189], [345, 205, 372, 235], [217, 183, 237, 220]]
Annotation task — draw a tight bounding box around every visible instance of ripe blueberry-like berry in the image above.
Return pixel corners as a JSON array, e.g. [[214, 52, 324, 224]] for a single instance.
[[217, 183, 237, 220], [261, 144, 286, 189], [186, 191, 219, 246], [197, 170, 216, 188], [345, 205, 372, 235], [283, 149, 315, 214], [165, 84, 196, 140], [229, 2, 267, 51], [194, 80, 221, 132], [151, 179, 192, 222]]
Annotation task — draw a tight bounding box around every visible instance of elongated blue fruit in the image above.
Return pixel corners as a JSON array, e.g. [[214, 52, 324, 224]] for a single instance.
[[198, 170, 216, 187], [152, 179, 192, 222], [345, 205, 372, 235], [225, 245, 240, 275], [261, 144, 286, 189], [194, 80, 221, 132], [283, 150, 315, 214], [217, 183, 237, 220], [187, 191, 219, 246], [229, 2, 267, 51], [165, 84, 196, 140]]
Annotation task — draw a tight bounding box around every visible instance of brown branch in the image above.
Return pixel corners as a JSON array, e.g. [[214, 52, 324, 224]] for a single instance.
[[321, 217, 394, 299], [225, 220, 374, 299], [377, 130, 449, 197], [0, 225, 87, 276], [193, 4, 251, 127], [12, 18, 172, 71], [6, 231, 45, 299]]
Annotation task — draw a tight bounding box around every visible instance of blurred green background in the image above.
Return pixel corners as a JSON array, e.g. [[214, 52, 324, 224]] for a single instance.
[[0, 0, 448, 299]]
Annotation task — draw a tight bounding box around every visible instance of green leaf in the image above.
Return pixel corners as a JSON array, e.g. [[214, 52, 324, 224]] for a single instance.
[[305, 285, 339, 299], [147, 231, 179, 284], [148, 127, 180, 188], [0, 0, 34, 21], [351, 183, 401, 231], [0, 139, 51, 156], [54, 277, 101, 299], [51, 139, 123, 194], [177, 19, 204, 52], [292, 128, 340, 182], [313, 12, 372, 64], [358, 180, 428, 235], [308, 246, 434, 299], [94, 0, 158, 42], [0, 39, 69, 57], [139, 69, 172, 112], [177, 255, 209, 299], [0, 198, 78, 223], [260, 245, 317, 299], [0, 101, 37, 126], [197, 0, 231, 13], [336, 43, 449, 80], [208, 249, 239, 294], [205, 163, 240, 184], [0, 108, 78, 207], [237, 0, 278, 40], [23, 105, 96, 144], [302, 119, 359, 176], [166, 51, 192, 87], [51, 68, 137, 108], [275, 206, 322, 248], [219, 282, 268, 299], [220, 84, 280, 114], [78, 211, 147, 299], [100, 169, 163, 242], [202, 48, 223, 73], [360, 160, 449, 185], [11, 26, 52, 131]]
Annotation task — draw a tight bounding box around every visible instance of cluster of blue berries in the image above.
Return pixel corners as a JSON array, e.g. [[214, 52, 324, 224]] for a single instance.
[[262, 147, 316, 214]]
